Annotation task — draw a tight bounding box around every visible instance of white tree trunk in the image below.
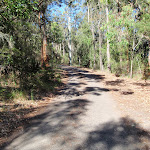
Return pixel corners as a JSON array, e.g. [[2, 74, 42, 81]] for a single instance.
[[130, 34, 135, 78], [148, 49, 150, 67], [68, 14, 72, 65], [106, 3, 111, 71], [87, 2, 90, 23], [98, 28, 103, 70]]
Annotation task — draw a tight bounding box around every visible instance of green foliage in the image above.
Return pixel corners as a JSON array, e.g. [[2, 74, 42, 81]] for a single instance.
[[72, 21, 93, 67], [0, 0, 64, 103], [136, 12, 150, 37], [48, 22, 64, 44]]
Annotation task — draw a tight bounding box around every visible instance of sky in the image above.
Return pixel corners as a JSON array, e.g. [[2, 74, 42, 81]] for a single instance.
[[47, 0, 85, 26]]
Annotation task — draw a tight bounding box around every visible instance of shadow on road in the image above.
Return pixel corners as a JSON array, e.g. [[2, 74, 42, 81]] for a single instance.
[[76, 118, 150, 150], [2, 99, 150, 150], [1, 98, 91, 149], [56, 67, 110, 98], [105, 79, 124, 86], [2, 66, 150, 149], [64, 67, 105, 81]]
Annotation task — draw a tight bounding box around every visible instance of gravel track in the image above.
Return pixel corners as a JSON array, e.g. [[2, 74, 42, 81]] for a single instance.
[[4, 66, 149, 150]]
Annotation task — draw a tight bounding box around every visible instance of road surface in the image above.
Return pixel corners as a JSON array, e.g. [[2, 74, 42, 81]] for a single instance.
[[4, 66, 148, 150]]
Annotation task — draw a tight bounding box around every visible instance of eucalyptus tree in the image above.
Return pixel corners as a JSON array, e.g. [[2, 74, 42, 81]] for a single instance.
[[98, 0, 113, 71], [97, 1, 105, 70]]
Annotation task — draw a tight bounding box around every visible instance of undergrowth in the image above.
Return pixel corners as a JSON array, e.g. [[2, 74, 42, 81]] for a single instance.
[[0, 66, 62, 103]]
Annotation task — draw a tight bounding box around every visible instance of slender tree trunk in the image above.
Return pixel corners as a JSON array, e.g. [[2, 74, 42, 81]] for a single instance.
[[79, 56, 81, 66], [39, 0, 47, 66], [98, 27, 103, 70], [130, 57, 133, 78], [91, 20, 96, 70], [93, 41, 96, 69], [98, 2, 103, 70], [62, 42, 65, 63], [116, 0, 120, 14], [42, 15, 47, 64], [120, 52, 122, 69], [90, 8, 96, 70], [127, 49, 130, 74], [136, 56, 142, 74], [38, 7, 43, 64], [60, 43, 61, 55], [68, 11, 72, 66], [106, 2, 111, 71], [130, 34, 135, 78], [63, 43, 65, 56], [148, 48, 150, 67], [87, 2, 90, 23]]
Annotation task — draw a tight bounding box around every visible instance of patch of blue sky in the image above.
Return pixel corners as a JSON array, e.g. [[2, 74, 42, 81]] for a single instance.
[[47, 0, 85, 28]]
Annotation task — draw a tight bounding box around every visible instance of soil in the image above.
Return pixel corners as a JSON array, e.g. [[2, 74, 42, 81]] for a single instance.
[[94, 70, 150, 131]]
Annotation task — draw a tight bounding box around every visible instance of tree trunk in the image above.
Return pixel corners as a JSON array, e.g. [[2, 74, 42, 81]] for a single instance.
[[68, 12, 72, 66], [106, 2, 111, 71], [136, 56, 142, 74], [91, 24, 96, 69], [91, 8, 96, 70], [116, 0, 120, 14], [63, 43, 65, 56], [38, 8, 43, 64], [130, 34, 135, 78], [130, 57, 133, 78], [148, 48, 150, 67], [127, 49, 130, 74], [39, 1, 47, 66], [98, 27, 103, 70], [87, 2, 90, 23], [98, 1, 103, 71], [42, 15, 47, 65], [60, 43, 61, 55]]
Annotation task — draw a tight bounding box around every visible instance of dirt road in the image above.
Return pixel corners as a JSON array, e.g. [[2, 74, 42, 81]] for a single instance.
[[3, 66, 150, 150]]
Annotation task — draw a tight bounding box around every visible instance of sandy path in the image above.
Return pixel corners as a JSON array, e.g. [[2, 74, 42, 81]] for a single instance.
[[3, 66, 149, 150]]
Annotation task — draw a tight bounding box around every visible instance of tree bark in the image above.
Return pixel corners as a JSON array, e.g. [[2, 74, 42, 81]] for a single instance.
[[39, 0, 47, 66], [38, 3, 43, 64], [41, 12, 47, 65]]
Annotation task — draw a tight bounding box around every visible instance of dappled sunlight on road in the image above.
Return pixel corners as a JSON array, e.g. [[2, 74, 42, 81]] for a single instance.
[[3, 66, 150, 150]]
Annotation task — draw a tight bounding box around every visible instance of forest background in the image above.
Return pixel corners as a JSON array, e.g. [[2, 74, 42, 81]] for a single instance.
[[0, 0, 150, 101]]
